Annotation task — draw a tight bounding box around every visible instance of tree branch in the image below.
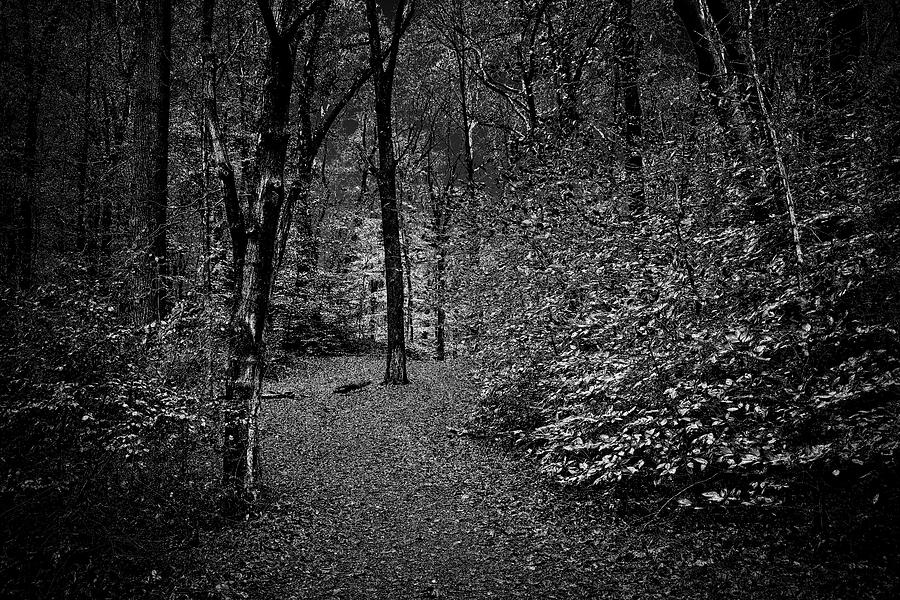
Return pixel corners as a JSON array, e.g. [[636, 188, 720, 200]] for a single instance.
[[311, 65, 375, 153], [284, 0, 332, 42], [256, 0, 281, 44]]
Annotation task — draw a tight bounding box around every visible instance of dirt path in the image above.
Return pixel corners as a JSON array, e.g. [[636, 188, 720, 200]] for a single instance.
[[178, 357, 842, 600]]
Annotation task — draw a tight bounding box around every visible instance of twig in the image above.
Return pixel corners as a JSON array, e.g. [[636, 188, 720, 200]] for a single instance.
[[641, 472, 720, 526], [262, 391, 296, 400]]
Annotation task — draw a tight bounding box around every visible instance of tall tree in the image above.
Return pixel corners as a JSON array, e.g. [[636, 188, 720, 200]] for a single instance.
[[203, 0, 374, 506], [130, 0, 172, 321], [615, 0, 645, 212], [672, 0, 727, 122], [705, 0, 763, 127], [202, 0, 305, 508], [10, 1, 60, 290], [365, 0, 415, 384]]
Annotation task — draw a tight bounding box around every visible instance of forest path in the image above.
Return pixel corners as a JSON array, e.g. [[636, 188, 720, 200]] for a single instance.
[[182, 356, 807, 600], [187, 356, 638, 599]]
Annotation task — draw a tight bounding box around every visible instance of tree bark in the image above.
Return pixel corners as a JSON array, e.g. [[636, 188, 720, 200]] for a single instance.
[[616, 0, 645, 213], [434, 228, 447, 361], [401, 211, 414, 344], [14, 1, 59, 290], [76, 7, 94, 254], [672, 0, 726, 121], [205, 0, 369, 508], [705, 0, 762, 126], [366, 0, 413, 384], [130, 0, 172, 322]]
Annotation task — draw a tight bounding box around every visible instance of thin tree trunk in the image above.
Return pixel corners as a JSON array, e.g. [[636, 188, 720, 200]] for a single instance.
[[706, 0, 761, 137], [434, 234, 447, 361], [672, 0, 728, 126], [401, 211, 414, 344], [454, 31, 476, 203], [15, 1, 59, 290], [748, 3, 804, 273], [76, 7, 93, 253], [616, 0, 645, 213], [366, 0, 413, 384], [19, 83, 38, 291], [369, 277, 379, 342], [130, 0, 172, 322]]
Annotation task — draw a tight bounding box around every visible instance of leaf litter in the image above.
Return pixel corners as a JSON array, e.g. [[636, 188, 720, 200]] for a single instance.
[[173, 356, 887, 599]]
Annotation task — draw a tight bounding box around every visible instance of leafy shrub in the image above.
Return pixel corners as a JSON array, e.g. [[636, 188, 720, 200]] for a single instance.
[[461, 114, 900, 507], [0, 261, 218, 598]]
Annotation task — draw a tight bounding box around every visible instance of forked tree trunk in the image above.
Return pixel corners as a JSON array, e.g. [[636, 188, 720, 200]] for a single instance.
[[201, 0, 294, 509], [204, 0, 370, 507], [225, 26, 294, 509]]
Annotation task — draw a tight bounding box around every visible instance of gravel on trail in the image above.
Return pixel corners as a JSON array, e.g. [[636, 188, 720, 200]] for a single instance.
[[178, 356, 830, 600]]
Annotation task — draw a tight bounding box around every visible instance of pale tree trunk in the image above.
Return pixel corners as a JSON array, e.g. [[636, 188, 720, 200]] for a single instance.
[[401, 211, 414, 344], [705, 0, 761, 120], [748, 3, 804, 274], [434, 229, 448, 361], [130, 0, 172, 322], [366, 0, 414, 384]]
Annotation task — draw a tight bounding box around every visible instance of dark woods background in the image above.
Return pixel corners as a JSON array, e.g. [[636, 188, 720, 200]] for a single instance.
[[1, 0, 898, 597]]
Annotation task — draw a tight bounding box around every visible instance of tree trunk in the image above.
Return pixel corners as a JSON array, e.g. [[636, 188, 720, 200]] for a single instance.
[[401, 211, 414, 344], [616, 0, 645, 213], [672, 0, 726, 122], [366, 0, 412, 384], [705, 0, 762, 129], [202, 0, 292, 510], [76, 9, 93, 254], [434, 233, 447, 361], [201, 0, 373, 507], [130, 0, 172, 322], [19, 83, 38, 291], [14, 2, 59, 290]]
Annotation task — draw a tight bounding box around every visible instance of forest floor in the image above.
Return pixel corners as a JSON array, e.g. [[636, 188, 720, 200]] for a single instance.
[[173, 356, 896, 600]]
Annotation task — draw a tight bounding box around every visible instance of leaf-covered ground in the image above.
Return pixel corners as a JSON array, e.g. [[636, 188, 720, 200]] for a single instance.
[[173, 357, 897, 599]]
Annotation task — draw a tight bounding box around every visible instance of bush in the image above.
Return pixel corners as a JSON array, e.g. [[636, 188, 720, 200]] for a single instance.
[[0, 262, 218, 599], [461, 118, 900, 508]]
